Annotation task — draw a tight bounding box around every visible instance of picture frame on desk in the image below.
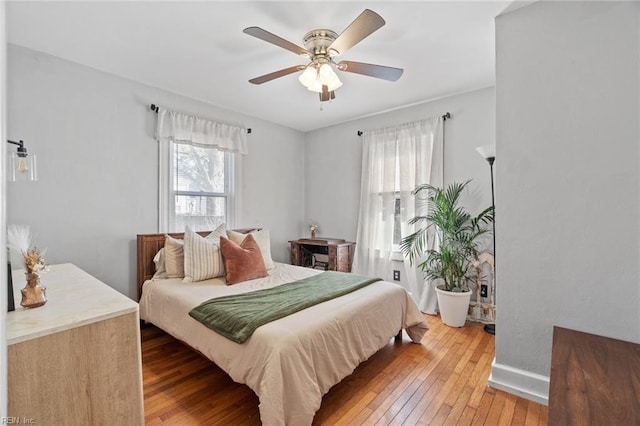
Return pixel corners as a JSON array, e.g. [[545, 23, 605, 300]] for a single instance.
[[8, 261, 15, 312]]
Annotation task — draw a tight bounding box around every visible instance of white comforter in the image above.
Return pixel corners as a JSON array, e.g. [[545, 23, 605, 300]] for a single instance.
[[139, 263, 428, 425]]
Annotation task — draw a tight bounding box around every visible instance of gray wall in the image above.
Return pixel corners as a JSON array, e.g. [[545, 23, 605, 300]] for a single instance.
[[304, 87, 495, 285], [7, 44, 305, 299], [1, 1, 7, 417], [493, 1, 640, 403]]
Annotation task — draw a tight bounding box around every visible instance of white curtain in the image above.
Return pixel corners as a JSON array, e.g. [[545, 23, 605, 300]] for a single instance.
[[155, 107, 249, 154], [352, 116, 443, 313]]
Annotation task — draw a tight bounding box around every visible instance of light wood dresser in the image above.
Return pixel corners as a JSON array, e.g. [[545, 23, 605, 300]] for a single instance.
[[7, 263, 144, 425]]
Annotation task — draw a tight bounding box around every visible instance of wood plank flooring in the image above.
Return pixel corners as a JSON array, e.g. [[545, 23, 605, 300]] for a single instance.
[[141, 315, 548, 425]]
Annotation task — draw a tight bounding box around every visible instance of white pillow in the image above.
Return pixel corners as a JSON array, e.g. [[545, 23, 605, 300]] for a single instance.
[[164, 235, 185, 278], [183, 224, 227, 282], [152, 248, 167, 280], [226, 228, 275, 270]]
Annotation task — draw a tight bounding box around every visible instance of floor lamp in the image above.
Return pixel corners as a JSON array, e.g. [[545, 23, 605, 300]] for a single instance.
[[476, 144, 496, 335]]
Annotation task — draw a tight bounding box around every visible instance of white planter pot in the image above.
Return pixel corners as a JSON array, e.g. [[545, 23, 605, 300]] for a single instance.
[[435, 286, 472, 327]]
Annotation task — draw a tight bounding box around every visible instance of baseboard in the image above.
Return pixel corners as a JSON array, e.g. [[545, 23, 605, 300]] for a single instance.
[[488, 359, 550, 405]]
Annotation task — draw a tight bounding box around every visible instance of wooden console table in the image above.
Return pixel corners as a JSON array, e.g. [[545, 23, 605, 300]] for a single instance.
[[7, 263, 144, 425], [289, 238, 354, 272], [549, 326, 640, 425]]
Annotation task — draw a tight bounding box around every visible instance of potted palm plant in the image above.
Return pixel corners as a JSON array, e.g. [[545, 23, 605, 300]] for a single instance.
[[401, 180, 494, 327]]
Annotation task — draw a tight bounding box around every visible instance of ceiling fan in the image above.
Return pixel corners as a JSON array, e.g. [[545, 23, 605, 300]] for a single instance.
[[243, 9, 403, 102]]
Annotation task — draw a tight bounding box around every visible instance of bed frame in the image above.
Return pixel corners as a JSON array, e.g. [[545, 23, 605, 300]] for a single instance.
[[137, 229, 404, 343], [136, 228, 257, 300]]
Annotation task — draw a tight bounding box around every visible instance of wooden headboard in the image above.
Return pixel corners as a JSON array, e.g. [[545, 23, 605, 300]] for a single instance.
[[136, 228, 257, 300]]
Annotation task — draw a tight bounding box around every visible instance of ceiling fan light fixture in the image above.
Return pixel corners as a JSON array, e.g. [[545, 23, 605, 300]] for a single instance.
[[306, 79, 324, 93], [318, 63, 334, 82], [298, 66, 317, 87], [325, 74, 342, 91], [319, 64, 342, 90], [299, 62, 342, 93]]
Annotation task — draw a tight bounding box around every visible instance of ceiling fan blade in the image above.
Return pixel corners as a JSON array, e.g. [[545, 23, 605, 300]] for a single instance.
[[319, 85, 336, 102], [337, 60, 403, 81], [243, 26, 309, 57], [249, 65, 304, 85], [328, 9, 385, 56]]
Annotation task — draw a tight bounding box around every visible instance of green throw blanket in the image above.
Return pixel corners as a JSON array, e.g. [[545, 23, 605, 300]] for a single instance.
[[189, 271, 382, 343]]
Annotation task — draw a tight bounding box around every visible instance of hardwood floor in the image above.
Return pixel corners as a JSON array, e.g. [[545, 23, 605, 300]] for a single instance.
[[141, 315, 548, 425]]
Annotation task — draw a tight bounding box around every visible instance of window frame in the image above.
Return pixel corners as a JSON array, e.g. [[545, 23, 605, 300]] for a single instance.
[[159, 139, 238, 233]]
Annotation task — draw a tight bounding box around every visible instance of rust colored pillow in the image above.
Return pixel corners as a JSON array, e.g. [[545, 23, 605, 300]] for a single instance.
[[220, 234, 268, 285]]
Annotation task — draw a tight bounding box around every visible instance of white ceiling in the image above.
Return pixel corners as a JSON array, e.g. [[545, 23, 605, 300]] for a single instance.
[[6, 1, 509, 132]]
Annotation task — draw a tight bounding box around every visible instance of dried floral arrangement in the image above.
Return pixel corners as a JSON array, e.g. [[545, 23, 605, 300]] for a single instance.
[[7, 224, 48, 308], [8, 225, 48, 274], [309, 219, 319, 236]]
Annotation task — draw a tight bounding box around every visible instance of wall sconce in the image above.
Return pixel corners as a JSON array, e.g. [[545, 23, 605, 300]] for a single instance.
[[6, 139, 37, 310], [7, 139, 37, 182]]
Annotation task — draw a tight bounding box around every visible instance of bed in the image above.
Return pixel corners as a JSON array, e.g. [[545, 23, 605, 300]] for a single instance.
[[137, 230, 428, 426]]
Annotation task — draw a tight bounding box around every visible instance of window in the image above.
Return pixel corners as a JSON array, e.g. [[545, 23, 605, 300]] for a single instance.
[[168, 143, 234, 232], [353, 117, 442, 310], [155, 107, 246, 233]]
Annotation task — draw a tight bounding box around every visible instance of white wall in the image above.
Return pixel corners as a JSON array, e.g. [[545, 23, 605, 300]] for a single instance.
[[493, 1, 640, 403], [6, 44, 305, 299], [304, 87, 495, 285]]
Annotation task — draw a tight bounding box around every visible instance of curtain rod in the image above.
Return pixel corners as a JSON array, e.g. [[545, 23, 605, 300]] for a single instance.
[[150, 104, 252, 134], [356, 112, 451, 136]]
